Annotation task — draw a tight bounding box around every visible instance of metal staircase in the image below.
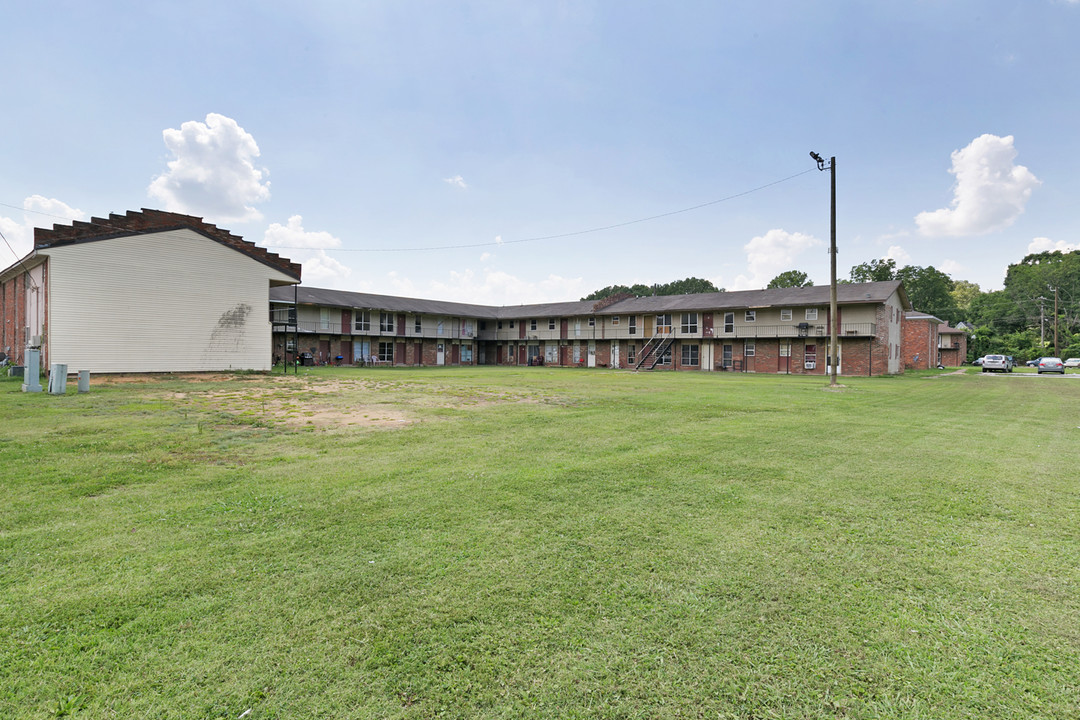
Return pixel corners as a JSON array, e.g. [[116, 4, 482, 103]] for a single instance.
[[634, 333, 674, 370]]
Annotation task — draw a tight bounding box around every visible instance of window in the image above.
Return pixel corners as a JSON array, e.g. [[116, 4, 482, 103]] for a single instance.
[[656, 314, 672, 334], [681, 344, 699, 366], [509, 320, 515, 329], [745, 341, 756, 357], [681, 313, 698, 333], [780, 342, 791, 357], [354, 311, 370, 332], [548, 318, 556, 330], [545, 344, 558, 363], [658, 347, 672, 365], [745, 310, 756, 322], [806, 308, 819, 321], [588, 317, 595, 327], [320, 307, 331, 330], [380, 313, 394, 332], [272, 306, 297, 325], [780, 309, 792, 322], [414, 316, 422, 334], [479, 320, 487, 331], [573, 344, 583, 363], [437, 319, 445, 336], [724, 312, 734, 333], [628, 344, 637, 364], [497, 321, 503, 330], [286, 336, 296, 352], [629, 316, 637, 335], [806, 344, 818, 363], [612, 316, 620, 325], [530, 319, 537, 331], [377, 341, 394, 362], [460, 344, 473, 363]]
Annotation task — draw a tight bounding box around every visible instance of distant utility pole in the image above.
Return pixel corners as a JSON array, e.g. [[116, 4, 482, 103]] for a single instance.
[[810, 151, 838, 387], [1054, 286, 1060, 357], [1038, 296, 1047, 347]]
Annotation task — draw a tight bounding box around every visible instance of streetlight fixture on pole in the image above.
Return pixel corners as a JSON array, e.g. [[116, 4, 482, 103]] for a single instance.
[[810, 151, 838, 387]]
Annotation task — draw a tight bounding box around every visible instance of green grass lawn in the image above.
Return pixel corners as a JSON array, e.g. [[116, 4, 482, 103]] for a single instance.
[[2, 367, 1078, 719]]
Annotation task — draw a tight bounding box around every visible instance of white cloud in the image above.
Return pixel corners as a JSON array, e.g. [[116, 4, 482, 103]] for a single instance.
[[148, 113, 270, 224], [939, 259, 965, 276], [300, 250, 353, 287], [263, 215, 342, 250], [885, 245, 911, 264], [1027, 237, 1080, 254], [728, 228, 822, 290], [429, 268, 586, 305], [480, 252, 493, 262], [0, 195, 86, 262], [443, 175, 468, 189], [262, 215, 351, 288], [915, 134, 1040, 237]]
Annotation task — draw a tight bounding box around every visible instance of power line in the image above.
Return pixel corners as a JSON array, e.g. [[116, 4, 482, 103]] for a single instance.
[[1, 167, 816, 255], [0, 227, 41, 290], [297, 168, 817, 253]]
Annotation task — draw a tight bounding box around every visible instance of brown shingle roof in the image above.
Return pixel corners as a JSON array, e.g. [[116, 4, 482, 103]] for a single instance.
[[272, 280, 909, 318], [34, 208, 301, 281]]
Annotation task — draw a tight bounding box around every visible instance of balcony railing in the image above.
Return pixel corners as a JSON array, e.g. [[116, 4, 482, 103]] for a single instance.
[[270, 318, 477, 340], [713, 322, 876, 339], [271, 316, 877, 340]]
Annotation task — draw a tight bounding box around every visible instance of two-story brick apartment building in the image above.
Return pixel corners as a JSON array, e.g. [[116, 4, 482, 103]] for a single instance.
[[270, 280, 912, 376]]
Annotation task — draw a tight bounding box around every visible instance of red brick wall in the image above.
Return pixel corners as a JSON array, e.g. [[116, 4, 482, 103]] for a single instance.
[[595, 342, 611, 367], [938, 332, 967, 366], [1, 272, 25, 365], [902, 318, 937, 369]]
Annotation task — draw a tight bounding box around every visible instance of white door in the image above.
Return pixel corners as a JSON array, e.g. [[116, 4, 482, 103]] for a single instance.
[[437, 343, 445, 365], [587, 342, 596, 368], [611, 342, 620, 369]]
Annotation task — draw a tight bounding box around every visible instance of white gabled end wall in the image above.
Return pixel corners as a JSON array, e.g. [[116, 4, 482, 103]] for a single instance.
[[43, 229, 296, 373]]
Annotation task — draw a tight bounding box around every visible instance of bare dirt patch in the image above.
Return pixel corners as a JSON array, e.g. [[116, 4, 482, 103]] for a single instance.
[[148, 373, 562, 430], [92, 372, 240, 386]]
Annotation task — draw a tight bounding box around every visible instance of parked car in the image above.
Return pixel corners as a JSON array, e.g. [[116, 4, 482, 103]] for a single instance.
[[972, 357, 984, 366], [1037, 357, 1065, 374], [1026, 358, 1041, 367], [1063, 358, 1080, 369], [981, 354, 1013, 372]]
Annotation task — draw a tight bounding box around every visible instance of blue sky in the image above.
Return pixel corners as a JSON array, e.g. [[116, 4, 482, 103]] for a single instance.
[[3, 1, 1078, 305]]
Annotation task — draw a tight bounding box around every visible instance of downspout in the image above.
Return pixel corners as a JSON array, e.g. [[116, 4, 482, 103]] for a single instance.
[[293, 283, 299, 375]]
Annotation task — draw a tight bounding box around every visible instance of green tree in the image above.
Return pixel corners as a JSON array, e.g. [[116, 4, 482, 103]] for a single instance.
[[969, 290, 1028, 335], [1003, 250, 1080, 335], [950, 280, 982, 316], [582, 277, 721, 301], [766, 270, 813, 288], [581, 284, 646, 301], [848, 258, 897, 283], [896, 265, 958, 323]]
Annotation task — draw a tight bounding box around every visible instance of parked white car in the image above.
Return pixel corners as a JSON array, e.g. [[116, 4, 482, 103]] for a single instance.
[[981, 354, 1013, 373], [1063, 358, 1080, 369]]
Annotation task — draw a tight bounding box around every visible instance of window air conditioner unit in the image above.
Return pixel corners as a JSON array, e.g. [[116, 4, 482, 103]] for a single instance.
[[805, 361, 816, 370]]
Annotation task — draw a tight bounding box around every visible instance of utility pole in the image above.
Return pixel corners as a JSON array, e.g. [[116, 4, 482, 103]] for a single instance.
[[811, 151, 838, 387], [1054, 286, 1059, 357], [1038, 296, 1046, 347]]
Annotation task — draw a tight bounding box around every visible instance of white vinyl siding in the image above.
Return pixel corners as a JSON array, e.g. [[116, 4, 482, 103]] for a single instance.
[[42, 228, 295, 373]]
